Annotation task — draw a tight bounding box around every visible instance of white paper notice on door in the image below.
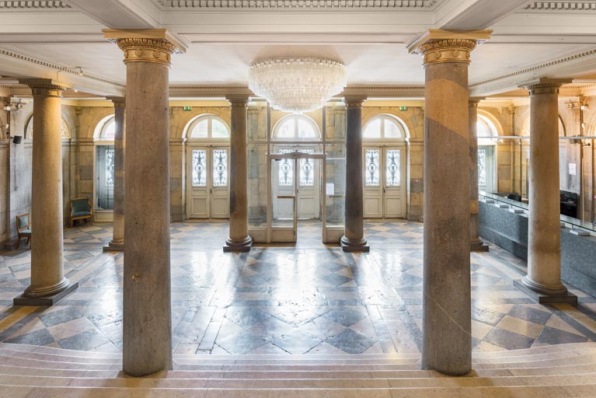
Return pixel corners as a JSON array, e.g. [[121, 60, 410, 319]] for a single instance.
[[569, 163, 577, 176], [326, 183, 335, 196]]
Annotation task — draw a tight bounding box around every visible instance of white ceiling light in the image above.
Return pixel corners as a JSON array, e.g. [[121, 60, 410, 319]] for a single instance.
[[249, 57, 347, 113]]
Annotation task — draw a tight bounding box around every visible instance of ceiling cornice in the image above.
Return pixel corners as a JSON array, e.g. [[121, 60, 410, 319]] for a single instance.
[[0, 1, 71, 9], [522, 1, 596, 12], [156, 0, 441, 10]]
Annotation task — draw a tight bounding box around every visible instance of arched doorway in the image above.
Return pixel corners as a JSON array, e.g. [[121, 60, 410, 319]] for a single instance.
[[477, 114, 499, 194], [184, 114, 231, 219], [93, 115, 116, 221], [362, 114, 408, 219], [271, 114, 322, 221]]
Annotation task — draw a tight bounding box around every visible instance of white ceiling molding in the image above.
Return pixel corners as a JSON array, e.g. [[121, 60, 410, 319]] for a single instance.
[[0, 1, 71, 9], [469, 48, 596, 97], [523, 1, 596, 11], [0, 47, 124, 96], [156, 0, 441, 9]]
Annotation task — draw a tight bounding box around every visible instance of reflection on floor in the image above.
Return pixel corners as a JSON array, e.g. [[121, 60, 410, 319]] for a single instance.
[[0, 220, 595, 356]]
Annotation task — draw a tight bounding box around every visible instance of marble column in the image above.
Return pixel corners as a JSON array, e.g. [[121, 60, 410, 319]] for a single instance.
[[104, 29, 186, 377], [469, 98, 489, 252], [14, 79, 78, 306], [516, 78, 576, 304], [409, 30, 491, 376], [224, 95, 252, 252], [341, 96, 369, 252], [104, 97, 125, 252]]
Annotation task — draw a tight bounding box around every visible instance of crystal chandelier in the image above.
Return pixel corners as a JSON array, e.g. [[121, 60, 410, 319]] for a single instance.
[[248, 57, 347, 113]]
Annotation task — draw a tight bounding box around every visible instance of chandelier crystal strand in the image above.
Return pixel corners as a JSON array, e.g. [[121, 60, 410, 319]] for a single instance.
[[249, 57, 347, 113]]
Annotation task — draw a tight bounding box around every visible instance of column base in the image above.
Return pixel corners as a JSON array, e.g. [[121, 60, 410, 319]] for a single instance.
[[223, 236, 252, 252], [103, 240, 124, 252], [14, 281, 79, 306], [470, 239, 489, 252], [513, 279, 577, 304], [341, 236, 370, 252]]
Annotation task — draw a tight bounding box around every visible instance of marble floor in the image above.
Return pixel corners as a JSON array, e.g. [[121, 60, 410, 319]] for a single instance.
[[1, 220, 596, 356]]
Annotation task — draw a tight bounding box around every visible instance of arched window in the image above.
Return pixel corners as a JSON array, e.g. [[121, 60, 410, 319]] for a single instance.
[[187, 115, 230, 139], [95, 116, 116, 141], [363, 115, 406, 140], [25, 116, 71, 139], [476, 115, 499, 193], [273, 115, 321, 141]]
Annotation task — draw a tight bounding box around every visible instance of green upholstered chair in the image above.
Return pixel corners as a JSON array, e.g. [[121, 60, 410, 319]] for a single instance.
[[70, 198, 93, 227], [16, 213, 31, 249]]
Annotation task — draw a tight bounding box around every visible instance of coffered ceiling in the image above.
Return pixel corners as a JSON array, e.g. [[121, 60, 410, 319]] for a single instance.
[[0, 0, 594, 98]]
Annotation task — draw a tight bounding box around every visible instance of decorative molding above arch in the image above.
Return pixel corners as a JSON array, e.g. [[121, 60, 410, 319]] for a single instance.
[[0, 1, 70, 9]]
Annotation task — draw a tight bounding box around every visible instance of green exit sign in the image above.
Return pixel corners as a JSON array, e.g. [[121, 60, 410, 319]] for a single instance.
[[183, 106, 192, 111], [399, 106, 408, 111]]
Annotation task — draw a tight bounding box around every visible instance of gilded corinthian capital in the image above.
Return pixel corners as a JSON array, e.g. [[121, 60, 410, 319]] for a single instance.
[[103, 29, 187, 67], [407, 29, 492, 66]]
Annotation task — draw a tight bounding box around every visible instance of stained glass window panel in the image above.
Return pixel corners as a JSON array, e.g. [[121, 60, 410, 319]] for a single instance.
[[103, 121, 116, 140], [106, 148, 115, 186], [478, 148, 487, 188], [300, 158, 314, 186], [365, 149, 380, 186], [386, 150, 400, 186], [192, 150, 207, 186], [279, 159, 293, 186], [298, 120, 316, 139], [212, 149, 228, 186]]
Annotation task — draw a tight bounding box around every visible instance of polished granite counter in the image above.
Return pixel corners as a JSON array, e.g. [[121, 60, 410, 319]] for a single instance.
[[479, 198, 596, 296]]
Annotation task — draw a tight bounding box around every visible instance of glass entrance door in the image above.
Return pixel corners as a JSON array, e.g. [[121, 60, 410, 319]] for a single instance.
[[268, 152, 325, 243], [270, 157, 298, 242]]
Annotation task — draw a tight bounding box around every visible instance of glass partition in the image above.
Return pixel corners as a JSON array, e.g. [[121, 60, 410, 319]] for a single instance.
[[478, 134, 596, 233]]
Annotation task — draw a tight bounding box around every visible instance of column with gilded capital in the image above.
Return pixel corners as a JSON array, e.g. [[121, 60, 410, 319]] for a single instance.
[[341, 96, 369, 252], [104, 97, 125, 252], [14, 79, 78, 306], [516, 79, 576, 304], [104, 29, 186, 376], [224, 95, 252, 252], [409, 30, 491, 376], [469, 98, 489, 252]]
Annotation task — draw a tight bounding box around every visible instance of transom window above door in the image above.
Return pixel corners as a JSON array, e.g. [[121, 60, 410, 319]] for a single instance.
[[364, 115, 406, 140], [273, 115, 321, 141], [188, 115, 230, 139]]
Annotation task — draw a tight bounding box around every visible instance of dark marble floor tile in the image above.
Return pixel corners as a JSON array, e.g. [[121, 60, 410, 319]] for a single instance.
[[508, 305, 552, 325], [484, 328, 534, 350], [58, 329, 110, 351], [326, 328, 377, 354], [536, 326, 588, 345], [323, 308, 367, 327], [224, 307, 271, 328], [39, 307, 84, 327], [271, 330, 322, 354], [4, 329, 55, 346], [217, 332, 267, 354]]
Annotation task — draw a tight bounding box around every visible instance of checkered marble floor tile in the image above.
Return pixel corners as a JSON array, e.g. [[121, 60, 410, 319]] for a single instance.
[[1, 219, 595, 356]]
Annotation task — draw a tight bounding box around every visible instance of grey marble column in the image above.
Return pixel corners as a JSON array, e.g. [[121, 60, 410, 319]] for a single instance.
[[410, 31, 490, 376], [224, 95, 252, 252], [341, 96, 369, 252], [104, 97, 125, 252], [105, 29, 186, 377], [517, 78, 576, 304], [14, 79, 78, 306], [469, 98, 489, 252]]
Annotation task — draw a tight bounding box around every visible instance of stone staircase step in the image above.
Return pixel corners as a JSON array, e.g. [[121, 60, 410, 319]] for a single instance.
[[2, 384, 596, 398]]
